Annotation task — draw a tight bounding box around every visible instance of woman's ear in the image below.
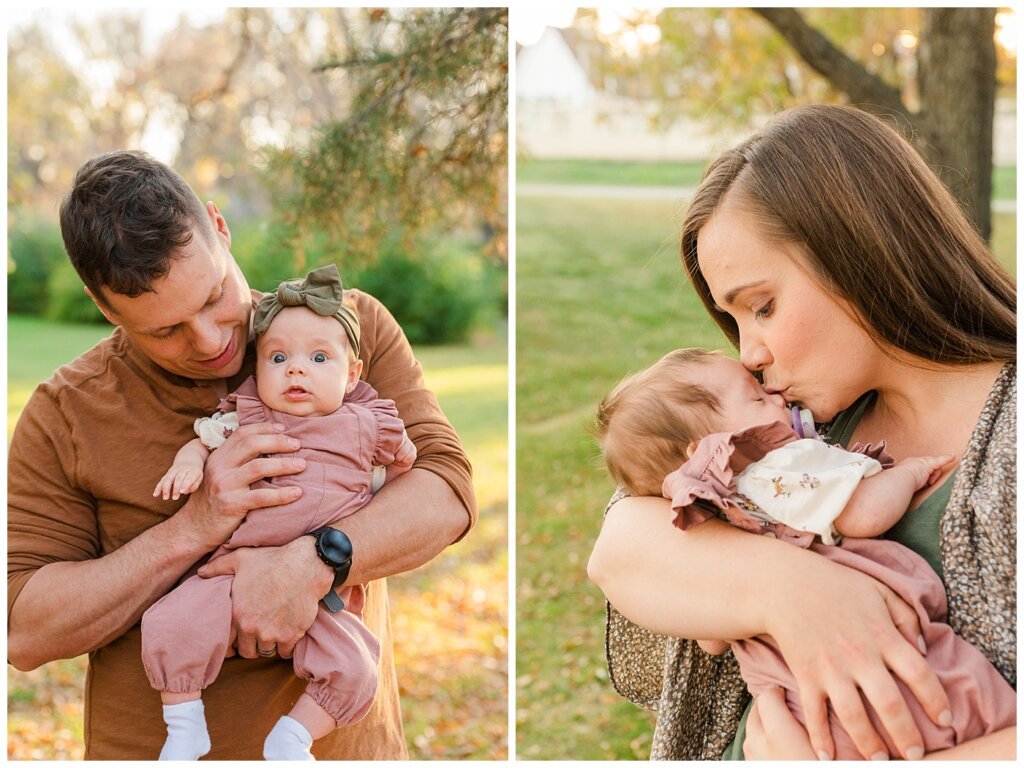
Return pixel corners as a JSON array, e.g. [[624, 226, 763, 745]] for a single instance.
[[684, 440, 698, 459]]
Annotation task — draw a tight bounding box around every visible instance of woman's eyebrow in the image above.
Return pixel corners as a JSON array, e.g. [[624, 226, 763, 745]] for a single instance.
[[721, 280, 768, 308]]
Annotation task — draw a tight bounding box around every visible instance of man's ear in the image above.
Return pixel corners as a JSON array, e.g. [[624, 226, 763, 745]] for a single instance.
[[206, 201, 231, 248], [85, 286, 118, 326]]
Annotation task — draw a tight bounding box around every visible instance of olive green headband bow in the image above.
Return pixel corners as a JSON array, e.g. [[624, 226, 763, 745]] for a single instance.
[[252, 264, 360, 357]]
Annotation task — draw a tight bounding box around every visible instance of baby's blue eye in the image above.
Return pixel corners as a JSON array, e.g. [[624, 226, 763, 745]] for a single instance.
[[272, 353, 286, 364], [312, 352, 328, 363]]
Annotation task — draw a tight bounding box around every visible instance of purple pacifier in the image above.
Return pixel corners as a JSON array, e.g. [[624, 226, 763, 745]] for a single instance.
[[790, 405, 817, 439], [790, 404, 804, 437]]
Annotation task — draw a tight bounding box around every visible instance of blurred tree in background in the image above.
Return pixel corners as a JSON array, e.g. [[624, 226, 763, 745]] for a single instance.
[[575, 7, 1013, 241], [265, 8, 508, 265], [8, 7, 507, 342]]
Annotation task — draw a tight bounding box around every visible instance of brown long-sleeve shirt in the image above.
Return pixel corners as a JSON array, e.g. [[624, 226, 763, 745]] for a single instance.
[[8, 289, 476, 759]]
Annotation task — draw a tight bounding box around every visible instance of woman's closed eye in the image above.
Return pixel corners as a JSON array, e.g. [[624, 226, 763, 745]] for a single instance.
[[753, 300, 774, 320]]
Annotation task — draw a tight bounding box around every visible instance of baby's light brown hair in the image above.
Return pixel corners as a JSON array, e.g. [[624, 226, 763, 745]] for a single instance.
[[594, 349, 723, 496]]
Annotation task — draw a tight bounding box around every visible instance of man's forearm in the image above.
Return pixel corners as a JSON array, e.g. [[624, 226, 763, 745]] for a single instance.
[[8, 512, 213, 670], [323, 468, 468, 585], [189, 468, 471, 658]]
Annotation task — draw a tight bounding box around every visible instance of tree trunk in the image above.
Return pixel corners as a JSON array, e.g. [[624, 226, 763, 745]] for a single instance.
[[754, 8, 998, 242], [916, 8, 996, 241]]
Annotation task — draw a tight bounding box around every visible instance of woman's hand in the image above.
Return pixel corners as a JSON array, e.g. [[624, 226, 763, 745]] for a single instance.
[[745, 686, 818, 760], [765, 557, 950, 761]]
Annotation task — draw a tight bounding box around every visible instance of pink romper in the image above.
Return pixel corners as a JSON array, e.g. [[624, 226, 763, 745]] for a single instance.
[[663, 421, 1016, 759], [141, 378, 409, 726]]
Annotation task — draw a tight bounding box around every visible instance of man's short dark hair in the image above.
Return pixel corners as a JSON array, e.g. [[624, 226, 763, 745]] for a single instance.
[[59, 150, 214, 302]]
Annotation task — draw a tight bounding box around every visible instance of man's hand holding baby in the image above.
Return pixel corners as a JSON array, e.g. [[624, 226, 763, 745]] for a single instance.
[[170, 422, 306, 552]]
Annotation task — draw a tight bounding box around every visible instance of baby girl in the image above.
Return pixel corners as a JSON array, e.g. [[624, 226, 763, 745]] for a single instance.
[[594, 348, 1015, 760], [143, 265, 416, 760]]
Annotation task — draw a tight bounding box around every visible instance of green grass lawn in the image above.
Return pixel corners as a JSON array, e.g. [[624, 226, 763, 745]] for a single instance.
[[514, 193, 1016, 760], [515, 196, 719, 760], [6, 316, 508, 760], [518, 158, 1018, 201]]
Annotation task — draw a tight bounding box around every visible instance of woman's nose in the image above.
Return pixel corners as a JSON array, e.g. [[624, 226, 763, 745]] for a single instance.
[[739, 340, 773, 373]]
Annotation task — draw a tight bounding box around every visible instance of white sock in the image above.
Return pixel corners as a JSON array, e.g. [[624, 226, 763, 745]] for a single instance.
[[263, 715, 316, 761], [159, 699, 211, 760]]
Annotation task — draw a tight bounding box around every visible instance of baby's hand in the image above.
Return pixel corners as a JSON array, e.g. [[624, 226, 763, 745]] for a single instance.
[[896, 454, 955, 491], [395, 431, 417, 468], [153, 462, 205, 501]]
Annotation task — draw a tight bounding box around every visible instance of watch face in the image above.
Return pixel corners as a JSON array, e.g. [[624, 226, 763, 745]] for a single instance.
[[320, 528, 353, 565]]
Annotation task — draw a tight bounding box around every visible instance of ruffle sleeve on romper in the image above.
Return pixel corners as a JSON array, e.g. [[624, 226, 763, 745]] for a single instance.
[[849, 440, 895, 468], [662, 421, 818, 547], [343, 379, 410, 468]]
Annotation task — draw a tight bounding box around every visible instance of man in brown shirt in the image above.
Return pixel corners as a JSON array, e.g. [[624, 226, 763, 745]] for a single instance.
[[7, 151, 476, 759]]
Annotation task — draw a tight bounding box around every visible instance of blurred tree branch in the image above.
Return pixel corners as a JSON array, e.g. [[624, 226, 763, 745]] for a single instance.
[[579, 7, 1001, 240], [265, 8, 508, 264]]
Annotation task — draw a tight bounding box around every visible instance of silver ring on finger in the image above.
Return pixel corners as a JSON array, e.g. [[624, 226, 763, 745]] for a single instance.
[[256, 643, 277, 657]]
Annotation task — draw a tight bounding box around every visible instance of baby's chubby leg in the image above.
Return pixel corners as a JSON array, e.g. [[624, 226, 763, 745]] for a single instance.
[[142, 573, 234, 760], [159, 694, 210, 760], [263, 694, 336, 761], [263, 602, 381, 760]]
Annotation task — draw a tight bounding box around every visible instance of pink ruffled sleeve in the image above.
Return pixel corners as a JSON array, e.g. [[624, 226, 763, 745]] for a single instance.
[[348, 380, 408, 466], [849, 440, 895, 469], [662, 422, 816, 547], [217, 375, 261, 415], [662, 433, 736, 532]]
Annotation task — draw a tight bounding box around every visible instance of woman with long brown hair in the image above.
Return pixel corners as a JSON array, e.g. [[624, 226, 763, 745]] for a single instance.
[[589, 104, 1015, 760]]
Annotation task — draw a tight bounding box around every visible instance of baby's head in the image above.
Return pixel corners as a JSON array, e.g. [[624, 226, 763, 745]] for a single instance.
[[253, 265, 362, 417], [595, 349, 790, 495]]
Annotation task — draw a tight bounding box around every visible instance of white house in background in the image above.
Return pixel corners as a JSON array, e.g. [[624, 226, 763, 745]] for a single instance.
[[517, 28, 1017, 166], [516, 27, 753, 162], [516, 26, 596, 106]]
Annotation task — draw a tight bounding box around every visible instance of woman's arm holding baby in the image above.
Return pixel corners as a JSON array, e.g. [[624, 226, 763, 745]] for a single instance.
[[834, 454, 954, 539], [923, 726, 1016, 759], [745, 687, 1016, 759], [590, 494, 952, 761]]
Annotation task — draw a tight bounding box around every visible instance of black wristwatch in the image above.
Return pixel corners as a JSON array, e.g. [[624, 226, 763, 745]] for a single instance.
[[304, 526, 353, 613]]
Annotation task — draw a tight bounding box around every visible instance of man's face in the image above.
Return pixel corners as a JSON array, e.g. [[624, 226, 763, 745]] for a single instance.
[[93, 203, 253, 380]]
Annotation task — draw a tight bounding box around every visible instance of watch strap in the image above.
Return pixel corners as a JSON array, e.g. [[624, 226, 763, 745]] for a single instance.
[[321, 589, 346, 613]]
